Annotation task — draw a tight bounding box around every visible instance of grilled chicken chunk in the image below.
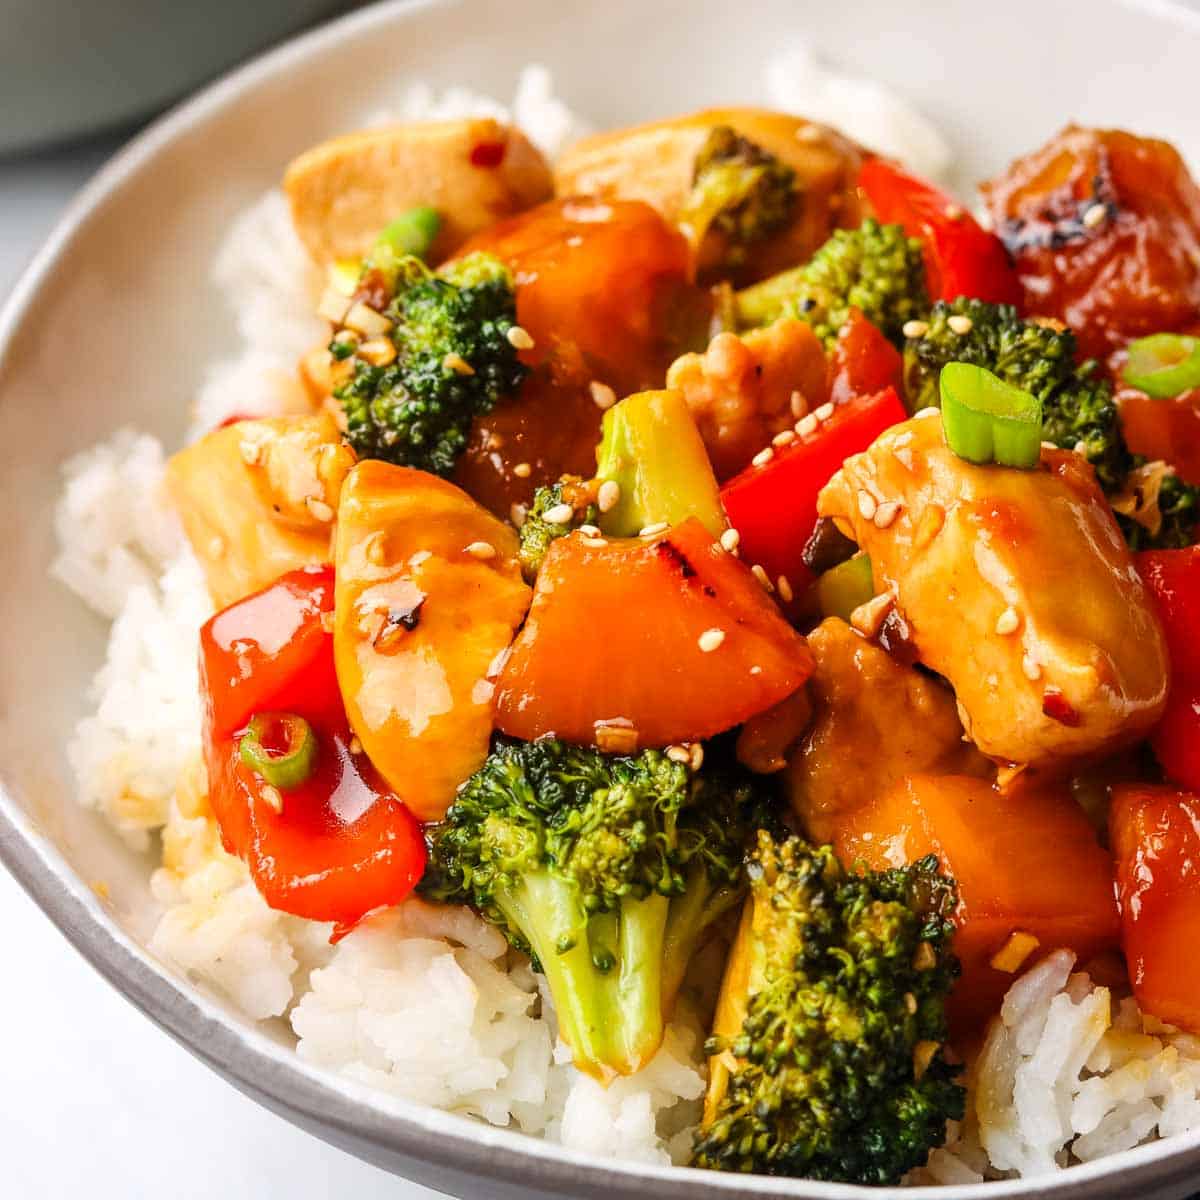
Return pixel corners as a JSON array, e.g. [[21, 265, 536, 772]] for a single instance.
[[785, 617, 988, 842], [555, 108, 865, 281], [167, 412, 354, 608], [817, 413, 1169, 768], [284, 118, 553, 264]]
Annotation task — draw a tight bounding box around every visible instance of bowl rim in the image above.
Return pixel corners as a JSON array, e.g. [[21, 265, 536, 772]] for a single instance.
[[4, 0, 1200, 1195]]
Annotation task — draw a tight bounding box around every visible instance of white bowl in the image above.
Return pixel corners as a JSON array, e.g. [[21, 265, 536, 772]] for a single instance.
[[3, 1, 1200, 1197]]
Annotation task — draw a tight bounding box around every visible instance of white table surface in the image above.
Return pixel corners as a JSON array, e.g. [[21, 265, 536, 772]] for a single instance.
[[0, 140, 447, 1200]]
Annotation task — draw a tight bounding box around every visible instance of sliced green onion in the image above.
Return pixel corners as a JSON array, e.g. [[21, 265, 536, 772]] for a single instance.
[[376, 206, 441, 260], [939, 362, 1043, 469], [817, 553, 874, 623], [239, 712, 318, 790], [1123, 333, 1200, 398]]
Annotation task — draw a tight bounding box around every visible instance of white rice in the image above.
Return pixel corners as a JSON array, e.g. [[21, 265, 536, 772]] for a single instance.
[[53, 60, 1197, 1180]]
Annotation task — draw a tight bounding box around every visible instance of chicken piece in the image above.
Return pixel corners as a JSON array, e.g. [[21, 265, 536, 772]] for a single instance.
[[556, 108, 866, 282], [982, 126, 1200, 358], [785, 618, 987, 842], [166, 412, 355, 608], [817, 412, 1169, 768], [333, 462, 531, 821], [736, 686, 813, 774], [665, 319, 828, 479], [284, 118, 553, 265]]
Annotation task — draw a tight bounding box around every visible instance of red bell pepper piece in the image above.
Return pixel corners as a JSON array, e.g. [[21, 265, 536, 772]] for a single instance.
[[200, 566, 426, 931], [826, 309, 903, 407], [1111, 784, 1200, 1032], [858, 158, 1021, 307], [1118, 384, 1200, 487], [1136, 546, 1200, 789], [720, 386, 908, 589]]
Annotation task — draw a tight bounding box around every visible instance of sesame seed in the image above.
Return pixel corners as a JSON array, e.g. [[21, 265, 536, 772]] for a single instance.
[[597, 479, 621, 513], [544, 503, 574, 525], [720, 528, 741, 553], [948, 314, 974, 335], [915, 406, 940, 419], [797, 124, 826, 144], [510, 503, 527, 529], [590, 381, 617, 410], [773, 429, 796, 447], [790, 391, 806, 418], [666, 744, 691, 763], [506, 324, 535, 350], [578, 524, 602, 537], [752, 447, 775, 467], [349, 736, 363, 755], [1074, 440, 1088, 455], [639, 521, 669, 537], [260, 785, 283, 814], [995, 606, 1020, 636], [465, 540, 497, 560], [904, 993, 918, 1015], [944, 203, 964, 220], [1022, 654, 1042, 681], [814, 402, 835, 422], [513, 462, 532, 478], [690, 742, 704, 771], [580, 536, 607, 549], [1041, 441, 1057, 451], [443, 351, 475, 375], [796, 413, 819, 437], [1083, 203, 1107, 229], [698, 628, 726, 653], [343, 301, 392, 337], [749, 665, 763, 675], [902, 319, 929, 339], [857, 490, 878, 521], [777, 575, 794, 603], [305, 496, 334, 523], [873, 500, 901, 529], [751, 564, 775, 592]]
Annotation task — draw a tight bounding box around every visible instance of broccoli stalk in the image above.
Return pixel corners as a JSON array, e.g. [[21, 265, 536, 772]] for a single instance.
[[679, 126, 797, 267], [332, 251, 528, 475], [693, 831, 964, 1184], [904, 297, 1200, 549], [734, 218, 928, 344], [421, 737, 775, 1082]]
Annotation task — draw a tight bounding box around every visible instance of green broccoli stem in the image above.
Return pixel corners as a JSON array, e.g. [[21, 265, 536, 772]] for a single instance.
[[497, 875, 670, 1082], [661, 866, 745, 1014], [733, 265, 806, 329]]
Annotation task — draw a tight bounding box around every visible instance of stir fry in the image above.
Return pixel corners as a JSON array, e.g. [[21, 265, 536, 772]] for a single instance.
[[165, 106, 1200, 1183]]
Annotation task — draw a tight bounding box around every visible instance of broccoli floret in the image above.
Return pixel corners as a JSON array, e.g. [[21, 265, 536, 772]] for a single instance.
[[679, 126, 797, 266], [517, 478, 599, 580], [903, 298, 1130, 489], [421, 736, 776, 1082], [734, 219, 928, 344], [1117, 461, 1200, 550], [903, 299, 1200, 549], [333, 251, 528, 475], [693, 832, 964, 1185]]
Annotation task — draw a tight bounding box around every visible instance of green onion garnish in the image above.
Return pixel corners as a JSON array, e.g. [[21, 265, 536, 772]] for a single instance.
[[1123, 333, 1200, 398], [817, 553, 874, 622], [239, 712, 318, 790], [376, 206, 441, 260], [939, 362, 1043, 469]]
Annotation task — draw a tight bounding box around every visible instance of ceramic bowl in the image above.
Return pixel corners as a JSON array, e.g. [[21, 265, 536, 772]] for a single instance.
[[3, 1, 1200, 1197]]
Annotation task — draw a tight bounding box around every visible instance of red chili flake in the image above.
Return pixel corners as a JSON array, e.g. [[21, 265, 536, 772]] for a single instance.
[[1042, 687, 1080, 726], [470, 140, 507, 168], [216, 413, 254, 430]]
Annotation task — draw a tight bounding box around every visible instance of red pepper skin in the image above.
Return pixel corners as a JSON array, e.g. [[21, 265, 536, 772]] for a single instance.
[[720, 387, 908, 589], [200, 567, 426, 928], [859, 158, 1021, 307], [1137, 546, 1200, 788], [827, 309, 903, 407]]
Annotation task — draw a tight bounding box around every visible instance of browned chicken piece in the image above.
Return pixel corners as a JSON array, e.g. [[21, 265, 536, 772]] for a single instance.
[[166, 412, 355, 608], [736, 686, 813, 774], [284, 118, 553, 264], [555, 108, 866, 282], [817, 413, 1170, 769], [786, 617, 987, 843], [665, 318, 828, 479]]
